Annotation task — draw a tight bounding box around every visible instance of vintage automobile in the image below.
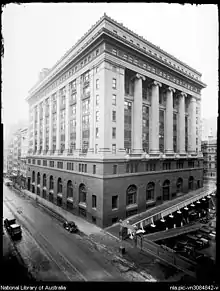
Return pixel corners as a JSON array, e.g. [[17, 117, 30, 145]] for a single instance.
[[4, 217, 22, 239], [63, 221, 78, 233]]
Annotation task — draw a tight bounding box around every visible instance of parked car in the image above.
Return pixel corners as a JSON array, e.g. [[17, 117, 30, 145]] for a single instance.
[[63, 221, 78, 233], [4, 217, 22, 239]]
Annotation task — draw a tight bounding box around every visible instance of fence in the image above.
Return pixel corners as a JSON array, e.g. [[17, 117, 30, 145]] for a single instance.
[[136, 236, 197, 277]]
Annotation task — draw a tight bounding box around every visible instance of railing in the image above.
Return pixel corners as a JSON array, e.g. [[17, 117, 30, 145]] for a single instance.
[[132, 185, 216, 228], [136, 236, 196, 277]]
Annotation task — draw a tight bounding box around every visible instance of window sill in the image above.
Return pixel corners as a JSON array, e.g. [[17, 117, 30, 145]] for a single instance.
[[112, 208, 118, 211], [57, 193, 63, 198], [67, 197, 73, 202], [78, 202, 87, 208], [146, 200, 156, 205], [126, 203, 138, 210]]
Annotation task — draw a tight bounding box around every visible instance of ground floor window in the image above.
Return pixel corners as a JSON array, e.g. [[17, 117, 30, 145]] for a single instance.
[[92, 216, 96, 224], [79, 207, 87, 218], [32, 185, 35, 194], [42, 189, 47, 199], [37, 187, 40, 196], [49, 193, 53, 203], [67, 201, 73, 211], [57, 196, 62, 207], [126, 208, 138, 218]]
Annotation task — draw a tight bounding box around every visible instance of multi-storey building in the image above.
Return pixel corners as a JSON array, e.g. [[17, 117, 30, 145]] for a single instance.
[[201, 130, 217, 181], [26, 14, 206, 227], [20, 127, 29, 187]]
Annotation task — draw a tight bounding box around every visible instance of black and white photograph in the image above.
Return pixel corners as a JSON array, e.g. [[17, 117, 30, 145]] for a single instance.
[[2, 2, 219, 285]]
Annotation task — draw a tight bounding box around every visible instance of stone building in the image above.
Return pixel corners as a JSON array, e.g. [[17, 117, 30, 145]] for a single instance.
[[201, 130, 217, 181], [26, 14, 206, 227]]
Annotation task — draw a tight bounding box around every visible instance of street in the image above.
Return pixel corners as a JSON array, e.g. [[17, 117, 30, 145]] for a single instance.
[[3, 185, 125, 281]]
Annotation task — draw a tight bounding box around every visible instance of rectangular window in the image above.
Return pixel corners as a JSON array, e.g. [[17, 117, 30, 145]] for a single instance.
[[43, 160, 47, 166], [112, 78, 116, 89], [95, 144, 98, 154], [112, 195, 118, 209], [112, 49, 117, 55], [96, 111, 100, 122], [96, 79, 99, 89], [126, 163, 129, 173], [113, 164, 117, 174], [37, 160, 41, 165], [112, 144, 116, 154], [92, 195, 97, 208], [79, 164, 81, 172], [112, 94, 116, 105], [93, 165, 96, 174], [49, 161, 54, 167], [96, 127, 99, 138], [112, 127, 116, 139], [85, 164, 87, 173], [112, 110, 116, 122], [96, 95, 99, 106]]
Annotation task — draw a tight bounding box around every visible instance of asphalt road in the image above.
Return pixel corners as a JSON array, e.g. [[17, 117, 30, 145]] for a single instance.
[[3, 185, 125, 282]]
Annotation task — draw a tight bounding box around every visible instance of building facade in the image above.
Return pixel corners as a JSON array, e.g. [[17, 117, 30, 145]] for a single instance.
[[201, 132, 217, 181], [26, 14, 206, 228], [6, 127, 28, 186], [20, 127, 29, 187]]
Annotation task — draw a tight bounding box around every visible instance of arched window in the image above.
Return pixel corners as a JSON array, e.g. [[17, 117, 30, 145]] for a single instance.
[[188, 176, 194, 191], [49, 176, 54, 190], [57, 178, 63, 193], [32, 171, 35, 183], [163, 180, 170, 201], [37, 172, 40, 185], [43, 174, 47, 187], [176, 178, 183, 194], [146, 182, 155, 201], [79, 184, 87, 203], [67, 180, 73, 198], [126, 185, 137, 205]]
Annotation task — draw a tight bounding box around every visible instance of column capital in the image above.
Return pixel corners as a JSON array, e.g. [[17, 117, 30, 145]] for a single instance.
[[190, 96, 197, 102], [167, 86, 176, 93], [178, 92, 187, 98], [135, 73, 146, 81], [152, 80, 162, 87]]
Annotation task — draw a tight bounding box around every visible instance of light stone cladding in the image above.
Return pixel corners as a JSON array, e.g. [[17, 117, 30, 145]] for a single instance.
[[25, 14, 206, 228]]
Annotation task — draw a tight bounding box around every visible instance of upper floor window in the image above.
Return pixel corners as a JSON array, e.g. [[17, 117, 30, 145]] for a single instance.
[[112, 78, 117, 89], [112, 94, 116, 105], [96, 79, 99, 89]]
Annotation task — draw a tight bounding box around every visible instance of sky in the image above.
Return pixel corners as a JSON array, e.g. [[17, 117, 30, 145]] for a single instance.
[[2, 3, 218, 140]]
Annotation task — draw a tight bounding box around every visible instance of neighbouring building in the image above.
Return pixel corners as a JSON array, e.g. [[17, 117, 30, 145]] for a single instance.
[[20, 127, 29, 188], [26, 14, 206, 228], [6, 127, 28, 186], [201, 129, 217, 181]]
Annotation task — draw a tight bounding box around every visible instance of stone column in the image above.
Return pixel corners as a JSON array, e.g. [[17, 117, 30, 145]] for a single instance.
[[75, 77, 81, 153], [48, 96, 53, 154], [56, 92, 61, 154], [65, 84, 70, 155], [178, 92, 186, 154], [133, 73, 146, 154], [150, 81, 161, 154], [165, 87, 175, 154], [37, 104, 40, 154], [88, 67, 94, 154], [31, 106, 35, 155], [42, 100, 46, 154], [188, 96, 197, 154]]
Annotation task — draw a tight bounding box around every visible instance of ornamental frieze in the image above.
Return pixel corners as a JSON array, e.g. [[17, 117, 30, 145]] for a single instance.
[[107, 44, 201, 95]]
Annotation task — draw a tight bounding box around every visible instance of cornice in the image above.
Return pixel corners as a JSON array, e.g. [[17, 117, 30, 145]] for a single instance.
[[27, 13, 206, 102], [103, 14, 202, 77]]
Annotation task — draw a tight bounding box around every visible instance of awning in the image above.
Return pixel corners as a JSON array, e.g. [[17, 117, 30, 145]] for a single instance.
[[57, 193, 63, 198], [49, 189, 54, 194]]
